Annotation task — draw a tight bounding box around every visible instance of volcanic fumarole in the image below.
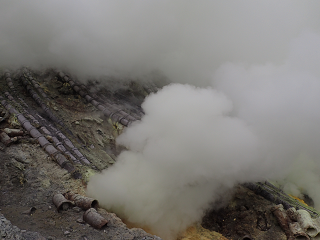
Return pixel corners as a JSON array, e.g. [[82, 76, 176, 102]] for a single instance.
[[2, 1, 320, 239]]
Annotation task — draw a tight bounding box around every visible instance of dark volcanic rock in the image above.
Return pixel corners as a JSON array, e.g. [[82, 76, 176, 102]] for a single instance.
[[202, 185, 287, 240]]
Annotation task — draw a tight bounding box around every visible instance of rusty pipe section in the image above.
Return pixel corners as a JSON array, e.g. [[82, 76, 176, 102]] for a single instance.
[[36, 113, 90, 165], [4, 91, 42, 130], [0, 97, 81, 179], [64, 191, 99, 210], [50, 134, 81, 164], [271, 204, 295, 240], [83, 208, 108, 229], [52, 193, 74, 212], [30, 78, 49, 100], [58, 72, 139, 126], [4, 70, 15, 92], [20, 70, 66, 129], [3, 128, 24, 137], [15, 92, 83, 165], [0, 132, 17, 146], [289, 222, 310, 240], [271, 204, 320, 239], [40, 125, 81, 165], [4, 88, 85, 166], [296, 209, 320, 238]]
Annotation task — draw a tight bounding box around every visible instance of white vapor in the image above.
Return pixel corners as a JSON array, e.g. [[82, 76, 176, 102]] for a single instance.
[[87, 84, 264, 239], [1, 1, 320, 84], [88, 31, 320, 238], [212, 30, 320, 208], [2, 1, 320, 239]]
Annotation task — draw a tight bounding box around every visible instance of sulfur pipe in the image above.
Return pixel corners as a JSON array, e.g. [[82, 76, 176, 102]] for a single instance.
[[20, 74, 66, 129], [0, 99, 81, 178], [287, 207, 298, 221], [3, 128, 24, 137], [52, 193, 73, 212], [7, 90, 81, 165], [51, 136, 80, 164], [83, 208, 108, 229], [271, 204, 295, 240], [64, 191, 99, 210], [296, 209, 320, 238], [35, 114, 88, 164], [0, 132, 15, 146], [289, 222, 310, 240], [57, 72, 139, 126]]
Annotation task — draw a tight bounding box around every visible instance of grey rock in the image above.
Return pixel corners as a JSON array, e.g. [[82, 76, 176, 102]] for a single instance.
[[0, 212, 46, 240]]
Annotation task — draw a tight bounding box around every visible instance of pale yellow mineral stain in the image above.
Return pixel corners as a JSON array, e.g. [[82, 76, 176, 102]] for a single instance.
[[177, 225, 229, 240]]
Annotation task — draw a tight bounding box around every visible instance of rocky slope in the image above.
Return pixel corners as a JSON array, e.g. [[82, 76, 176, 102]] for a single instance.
[[0, 67, 318, 240]]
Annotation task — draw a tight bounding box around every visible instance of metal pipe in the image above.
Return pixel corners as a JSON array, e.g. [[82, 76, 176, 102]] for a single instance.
[[0, 99, 81, 178], [289, 222, 310, 240], [296, 209, 320, 238], [3, 128, 24, 137], [286, 207, 298, 221], [0, 132, 15, 146], [271, 204, 295, 240], [64, 191, 99, 210], [83, 208, 108, 229], [57, 71, 140, 126], [52, 193, 73, 212]]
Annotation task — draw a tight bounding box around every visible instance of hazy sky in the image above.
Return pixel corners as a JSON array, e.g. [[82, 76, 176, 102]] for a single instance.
[[1, 1, 320, 85]]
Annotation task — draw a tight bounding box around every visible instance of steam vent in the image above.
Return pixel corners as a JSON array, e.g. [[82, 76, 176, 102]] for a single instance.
[[0, 68, 318, 240]]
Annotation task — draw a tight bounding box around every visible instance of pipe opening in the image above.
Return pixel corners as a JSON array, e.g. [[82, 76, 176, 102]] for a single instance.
[[59, 202, 73, 212], [52, 193, 74, 212], [83, 208, 108, 229], [91, 200, 99, 209], [306, 227, 318, 236]]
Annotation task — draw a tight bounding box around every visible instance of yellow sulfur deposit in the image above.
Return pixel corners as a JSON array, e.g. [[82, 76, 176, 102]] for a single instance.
[[177, 224, 228, 240], [289, 195, 308, 206]]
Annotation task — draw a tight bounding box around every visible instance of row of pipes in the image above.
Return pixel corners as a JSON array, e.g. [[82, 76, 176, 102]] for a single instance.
[[20, 69, 66, 129], [0, 128, 23, 146], [0, 96, 81, 178], [52, 192, 108, 229], [244, 182, 320, 217], [272, 204, 320, 240], [1, 70, 86, 178], [2, 69, 112, 229], [5, 69, 91, 165], [57, 72, 140, 127]]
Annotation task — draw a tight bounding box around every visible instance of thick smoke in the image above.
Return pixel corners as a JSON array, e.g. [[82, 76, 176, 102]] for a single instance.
[[2, 1, 320, 239], [213, 30, 320, 208], [1, 1, 320, 84], [87, 31, 320, 238], [87, 84, 264, 239]]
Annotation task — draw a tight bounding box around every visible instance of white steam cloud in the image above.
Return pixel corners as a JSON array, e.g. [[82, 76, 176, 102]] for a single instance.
[[88, 31, 320, 238], [88, 84, 264, 239], [1, 1, 320, 84], [2, 1, 320, 239]]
